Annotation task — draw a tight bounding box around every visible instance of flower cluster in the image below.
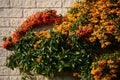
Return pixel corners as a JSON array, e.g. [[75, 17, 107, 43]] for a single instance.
[[91, 53, 120, 80], [2, 0, 120, 80], [2, 10, 66, 49], [53, 22, 72, 35], [67, 0, 120, 48]]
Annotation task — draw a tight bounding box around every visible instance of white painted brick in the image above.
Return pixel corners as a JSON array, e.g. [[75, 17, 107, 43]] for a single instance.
[[62, 8, 68, 16], [23, 8, 62, 17], [10, 68, 20, 75], [23, 9, 43, 17], [0, 66, 10, 75], [10, 0, 35, 8], [0, 28, 13, 36], [0, 18, 10, 27], [10, 76, 21, 80], [0, 57, 6, 66], [37, 0, 61, 8], [62, 0, 76, 7], [0, 37, 3, 47], [10, 18, 25, 27], [0, 0, 9, 7], [0, 76, 10, 80], [0, 9, 22, 18], [0, 48, 8, 57]]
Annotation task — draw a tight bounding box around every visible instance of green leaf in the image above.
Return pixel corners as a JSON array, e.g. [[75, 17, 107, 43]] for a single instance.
[[58, 65, 63, 72], [50, 72, 54, 77], [3, 37, 7, 41], [75, 51, 80, 54], [81, 49, 85, 54]]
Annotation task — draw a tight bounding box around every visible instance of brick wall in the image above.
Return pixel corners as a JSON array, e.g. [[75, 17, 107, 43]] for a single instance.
[[0, 0, 78, 80]]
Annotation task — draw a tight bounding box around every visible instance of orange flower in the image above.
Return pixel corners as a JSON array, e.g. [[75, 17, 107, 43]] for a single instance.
[[73, 72, 80, 77], [98, 60, 107, 67], [109, 65, 118, 69], [107, 59, 114, 64], [89, 37, 96, 42], [110, 69, 117, 74], [37, 58, 41, 62], [46, 33, 51, 39], [12, 32, 21, 38], [111, 74, 117, 78], [117, 58, 120, 64], [2, 38, 12, 49], [2, 42, 8, 49], [36, 40, 42, 44], [12, 37, 19, 43], [34, 44, 37, 50]]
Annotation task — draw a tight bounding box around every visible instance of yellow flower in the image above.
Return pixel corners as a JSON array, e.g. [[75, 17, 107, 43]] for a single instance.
[[71, 2, 82, 8], [98, 60, 107, 67], [46, 33, 51, 39], [90, 18, 99, 23], [102, 78, 107, 80], [107, 59, 114, 64], [89, 37, 96, 42], [115, 36, 120, 41], [110, 69, 117, 74], [104, 41, 111, 46], [56, 25, 62, 32], [83, 0, 87, 2], [109, 65, 118, 69], [61, 30, 67, 34], [34, 40, 42, 50], [93, 75, 101, 80], [91, 67, 103, 76], [101, 42, 111, 48], [36, 40, 42, 44], [73, 72, 80, 77], [111, 74, 117, 78], [37, 57, 41, 62], [105, 74, 112, 80], [33, 44, 37, 50]]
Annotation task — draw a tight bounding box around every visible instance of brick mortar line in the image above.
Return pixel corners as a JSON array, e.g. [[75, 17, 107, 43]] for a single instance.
[[1, 6, 63, 9]]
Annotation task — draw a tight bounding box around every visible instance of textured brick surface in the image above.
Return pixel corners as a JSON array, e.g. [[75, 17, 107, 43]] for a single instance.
[[0, 36, 3, 46], [0, 28, 13, 36], [9, 68, 20, 75], [0, 0, 77, 80], [0, 9, 22, 18], [61, 8, 68, 16], [0, 0, 10, 7], [0, 76, 9, 80], [10, 76, 21, 80], [10, 0, 36, 8], [62, 0, 76, 7], [0, 57, 6, 66], [23, 8, 62, 17], [37, 0, 62, 8], [0, 48, 8, 57], [0, 66, 10, 76], [10, 18, 25, 27], [23, 9, 43, 17], [0, 18, 10, 27]]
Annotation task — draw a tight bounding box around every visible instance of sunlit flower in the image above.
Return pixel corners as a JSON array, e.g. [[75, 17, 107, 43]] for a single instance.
[[107, 59, 114, 64]]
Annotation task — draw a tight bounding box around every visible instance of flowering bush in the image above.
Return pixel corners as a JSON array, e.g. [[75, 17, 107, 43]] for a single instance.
[[2, 0, 120, 80], [91, 52, 120, 80]]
